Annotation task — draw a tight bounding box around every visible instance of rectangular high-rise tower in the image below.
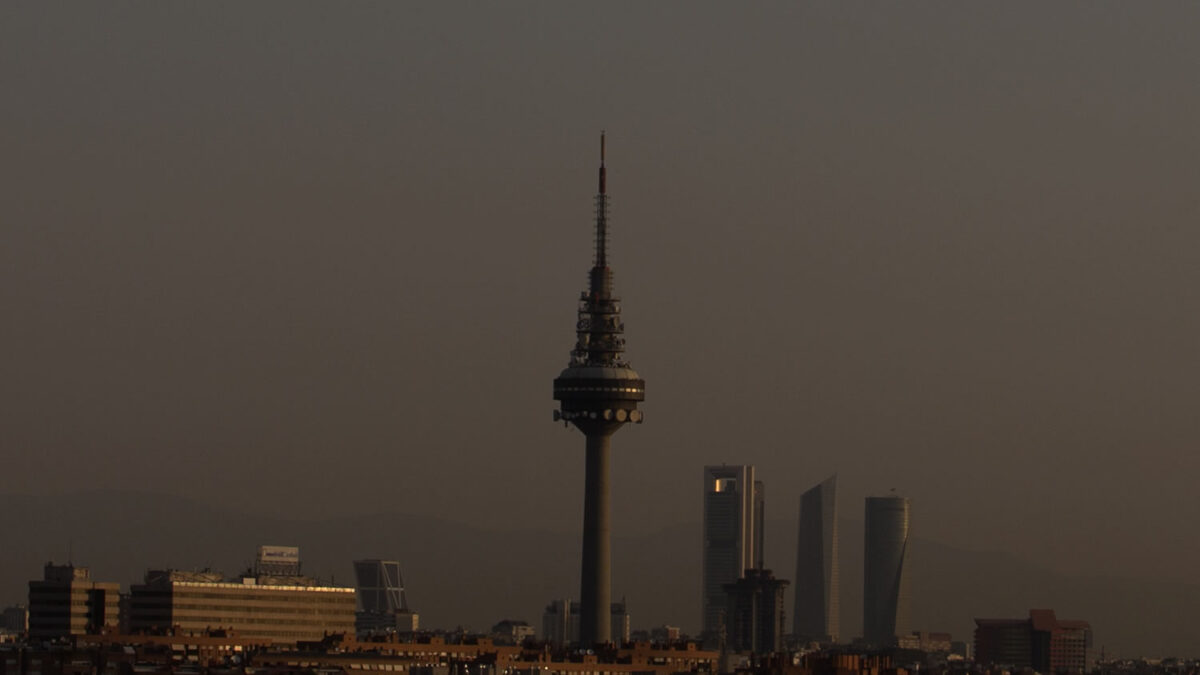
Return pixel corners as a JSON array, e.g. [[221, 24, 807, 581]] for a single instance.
[[793, 474, 839, 643], [862, 494, 911, 646], [701, 464, 764, 637], [353, 559, 418, 633], [724, 568, 789, 655]]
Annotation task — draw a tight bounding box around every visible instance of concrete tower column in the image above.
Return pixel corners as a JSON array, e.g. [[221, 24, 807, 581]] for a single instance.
[[580, 432, 612, 645]]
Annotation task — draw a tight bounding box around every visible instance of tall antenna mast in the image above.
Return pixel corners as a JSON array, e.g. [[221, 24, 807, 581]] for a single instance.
[[593, 131, 610, 273], [599, 131, 606, 194]]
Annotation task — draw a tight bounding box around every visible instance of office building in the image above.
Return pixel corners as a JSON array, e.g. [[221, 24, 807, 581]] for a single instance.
[[27, 563, 120, 640], [793, 474, 839, 643], [975, 609, 1092, 672], [353, 559, 419, 633], [650, 625, 682, 644], [127, 568, 355, 644], [896, 630, 953, 653], [543, 598, 571, 646], [542, 598, 632, 646], [701, 464, 764, 636], [723, 568, 788, 655], [491, 619, 536, 645], [862, 494, 911, 646], [1, 605, 27, 635], [551, 134, 646, 645]]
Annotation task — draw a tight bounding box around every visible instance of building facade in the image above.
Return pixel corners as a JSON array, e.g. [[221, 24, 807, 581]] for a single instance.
[[0, 606, 27, 635], [353, 559, 418, 633], [542, 599, 631, 646], [793, 474, 839, 643], [975, 609, 1093, 672], [127, 569, 355, 644], [27, 563, 120, 640], [701, 465, 764, 637], [491, 619, 536, 645], [896, 630, 953, 653], [723, 568, 788, 655], [862, 495, 911, 646]]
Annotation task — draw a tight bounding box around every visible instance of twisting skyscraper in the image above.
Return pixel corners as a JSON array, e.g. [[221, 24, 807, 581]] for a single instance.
[[552, 134, 645, 646], [793, 474, 839, 643], [862, 494, 911, 646]]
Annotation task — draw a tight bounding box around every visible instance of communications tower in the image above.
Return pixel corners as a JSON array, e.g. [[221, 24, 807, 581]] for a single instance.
[[552, 133, 645, 646]]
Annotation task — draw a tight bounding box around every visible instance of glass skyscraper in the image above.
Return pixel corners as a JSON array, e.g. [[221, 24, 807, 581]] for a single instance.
[[701, 464, 764, 637], [793, 474, 839, 643], [862, 494, 911, 645]]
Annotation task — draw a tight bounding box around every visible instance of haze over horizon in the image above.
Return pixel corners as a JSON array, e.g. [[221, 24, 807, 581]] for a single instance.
[[2, 0, 1198, 635]]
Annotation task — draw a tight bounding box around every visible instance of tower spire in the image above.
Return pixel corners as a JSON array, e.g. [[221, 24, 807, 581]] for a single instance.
[[593, 132, 610, 274], [599, 131, 606, 194]]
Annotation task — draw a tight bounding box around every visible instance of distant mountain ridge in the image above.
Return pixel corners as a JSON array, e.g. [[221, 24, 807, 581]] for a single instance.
[[0, 490, 1195, 658]]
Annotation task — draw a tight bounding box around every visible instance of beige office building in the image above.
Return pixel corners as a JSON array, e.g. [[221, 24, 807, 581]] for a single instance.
[[129, 570, 355, 644], [28, 564, 121, 640]]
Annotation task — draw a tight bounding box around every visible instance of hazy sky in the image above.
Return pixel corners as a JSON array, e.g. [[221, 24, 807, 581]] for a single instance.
[[2, 2, 1198, 589]]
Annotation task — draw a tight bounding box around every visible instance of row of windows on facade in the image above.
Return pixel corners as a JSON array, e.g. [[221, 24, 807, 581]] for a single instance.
[[133, 592, 350, 603], [130, 611, 355, 621], [25, 595, 118, 600], [130, 604, 354, 614], [130, 616, 353, 627]]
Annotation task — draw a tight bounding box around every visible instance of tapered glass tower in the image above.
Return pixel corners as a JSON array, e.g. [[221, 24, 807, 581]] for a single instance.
[[552, 134, 645, 646], [794, 474, 839, 643]]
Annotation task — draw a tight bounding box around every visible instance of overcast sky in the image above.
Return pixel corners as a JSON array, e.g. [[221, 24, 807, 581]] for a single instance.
[[2, 2, 1198, 588]]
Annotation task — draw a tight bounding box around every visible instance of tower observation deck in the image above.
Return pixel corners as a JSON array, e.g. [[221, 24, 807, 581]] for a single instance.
[[552, 133, 645, 646]]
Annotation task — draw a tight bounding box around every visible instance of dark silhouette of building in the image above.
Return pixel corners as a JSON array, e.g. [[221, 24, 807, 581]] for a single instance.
[[975, 609, 1093, 672], [702, 464, 764, 637], [793, 474, 839, 643], [0, 605, 26, 635], [551, 134, 645, 646], [723, 568, 788, 656], [27, 563, 120, 640], [862, 494, 911, 646], [353, 559, 418, 633], [542, 598, 632, 646], [491, 619, 536, 645], [14, 633, 722, 675], [896, 630, 952, 653]]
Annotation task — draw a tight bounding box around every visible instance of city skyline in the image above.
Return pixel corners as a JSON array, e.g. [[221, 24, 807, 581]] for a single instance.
[[3, 487, 1199, 658], [2, 1, 1198, 659]]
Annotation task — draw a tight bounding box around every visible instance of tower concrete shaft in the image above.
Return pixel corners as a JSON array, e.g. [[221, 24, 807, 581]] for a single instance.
[[580, 432, 611, 644], [552, 134, 644, 646]]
